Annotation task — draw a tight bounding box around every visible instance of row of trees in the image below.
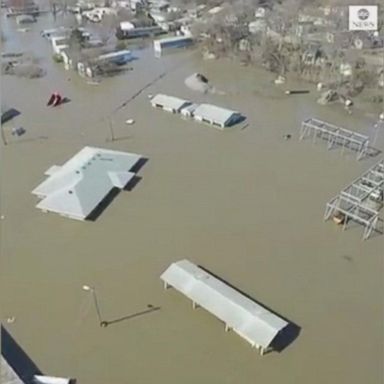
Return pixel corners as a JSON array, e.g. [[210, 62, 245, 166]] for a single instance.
[[191, 0, 382, 96]]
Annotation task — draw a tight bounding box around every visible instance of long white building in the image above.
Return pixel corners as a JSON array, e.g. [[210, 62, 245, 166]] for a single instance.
[[32, 146, 142, 221], [150, 94, 191, 113], [161, 259, 288, 355], [193, 104, 242, 128]]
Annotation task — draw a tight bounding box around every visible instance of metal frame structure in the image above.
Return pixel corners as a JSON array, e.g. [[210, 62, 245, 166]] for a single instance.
[[300, 118, 370, 160], [324, 159, 384, 240]]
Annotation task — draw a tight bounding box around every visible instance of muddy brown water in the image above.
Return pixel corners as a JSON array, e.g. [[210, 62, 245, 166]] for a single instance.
[[1, 13, 383, 384]]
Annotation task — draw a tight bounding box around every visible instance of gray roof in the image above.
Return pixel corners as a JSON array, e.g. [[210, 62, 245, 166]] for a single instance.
[[161, 260, 288, 350], [32, 147, 142, 220], [151, 94, 191, 111], [193, 103, 240, 126]]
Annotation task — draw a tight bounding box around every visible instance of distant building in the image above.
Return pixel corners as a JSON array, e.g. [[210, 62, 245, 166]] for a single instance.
[[193, 104, 243, 128], [116, 25, 165, 40], [153, 35, 194, 54], [77, 50, 133, 77], [51, 35, 68, 54], [32, 147, 143, 221], [6, 0, 39, 16], [15, 14, 35, 24], [150, 94, 191, 113]]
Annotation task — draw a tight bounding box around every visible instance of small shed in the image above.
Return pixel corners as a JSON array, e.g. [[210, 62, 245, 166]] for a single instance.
[[150, 94, 191, 113], [193, 103, 243, 128]]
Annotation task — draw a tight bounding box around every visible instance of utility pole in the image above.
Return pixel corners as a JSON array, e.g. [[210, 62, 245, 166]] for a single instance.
[[1, 125, 8, 146], [82, 285, 108, 327], [108, 115, 115, 142], [372, 118, 383, 147]]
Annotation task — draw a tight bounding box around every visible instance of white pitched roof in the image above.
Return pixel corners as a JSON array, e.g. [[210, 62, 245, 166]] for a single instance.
[[32, 147, 142, 220], [193, 103, 240, 126], [151, 94, 191, 112], [161, 260, 288, 350]]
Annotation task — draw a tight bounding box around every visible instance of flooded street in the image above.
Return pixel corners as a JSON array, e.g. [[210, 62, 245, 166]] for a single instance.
[[1, 12, 383, 384]]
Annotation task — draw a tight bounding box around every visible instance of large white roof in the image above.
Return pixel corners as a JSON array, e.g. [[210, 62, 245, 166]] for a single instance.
[[32, 146, 142, 220], [193, 103, 240, 126], [151, 94, 191, 112], [161, 260, 288, 350]]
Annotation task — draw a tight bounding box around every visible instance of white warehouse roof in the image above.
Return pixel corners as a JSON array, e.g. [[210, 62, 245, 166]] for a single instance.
[[32, 146, 142, 220], [151, 94, 191, 113], [161, 259, 288, 353], [193, 103, 242, 127]]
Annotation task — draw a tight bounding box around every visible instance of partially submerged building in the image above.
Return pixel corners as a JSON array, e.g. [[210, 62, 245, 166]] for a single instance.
[[150, 94, 244, 128], [193, 104, 243, 128], [32, 147, 143, 221], [15, 14, 35, 24], [77, 50, 133, 77], [150, 94, 191, 113], [153, 35, 194, 55], [6, 0, 39, 16], [161, 260, 289, 355], [116, 24, 165, 40]]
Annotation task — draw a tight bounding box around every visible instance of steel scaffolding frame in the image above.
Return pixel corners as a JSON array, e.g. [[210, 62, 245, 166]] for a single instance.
[[324, 160, 384, 240], [300, 118, 370, 160]]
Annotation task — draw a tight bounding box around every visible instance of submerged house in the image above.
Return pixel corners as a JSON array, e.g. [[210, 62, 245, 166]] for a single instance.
[[150, 94, 191, 113], [161, 260, 289, 355], [32, 147, 143, 221], [192, 104, 243, 128]]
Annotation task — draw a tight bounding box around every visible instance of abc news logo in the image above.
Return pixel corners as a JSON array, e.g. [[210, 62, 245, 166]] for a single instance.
[[349, 6, 378, 31]]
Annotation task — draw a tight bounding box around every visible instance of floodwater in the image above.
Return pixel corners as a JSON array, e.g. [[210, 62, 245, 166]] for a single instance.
[[1, 12, 383, 384]]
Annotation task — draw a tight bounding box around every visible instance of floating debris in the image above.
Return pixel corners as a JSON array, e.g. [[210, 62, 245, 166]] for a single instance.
[[317, 90, 340, 105], [185, 73, 211, 94], [274, 75, 286, 85], [125, 119, 135, 125], [11, 127, 26, 136], [86, 79, 100, 85], [285, 90, 310, 95], [6, 316, 15, 323]]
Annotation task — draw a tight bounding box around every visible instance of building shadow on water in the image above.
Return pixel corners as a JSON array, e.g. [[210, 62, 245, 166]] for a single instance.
[[124, 175, 142, 191], [86, 188, 121, 221], [130, 157, 148, 174], [87, 158, 148, 221], [1, 325, 42, 384], [61, 97, 71, 105], [103, 305, 161, 327], [197, 265, 301, 353], [231, 115, 247, 127]]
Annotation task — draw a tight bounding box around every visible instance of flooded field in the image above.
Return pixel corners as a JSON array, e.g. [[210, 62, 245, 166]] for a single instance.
[[1, 13, 383, 384]]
